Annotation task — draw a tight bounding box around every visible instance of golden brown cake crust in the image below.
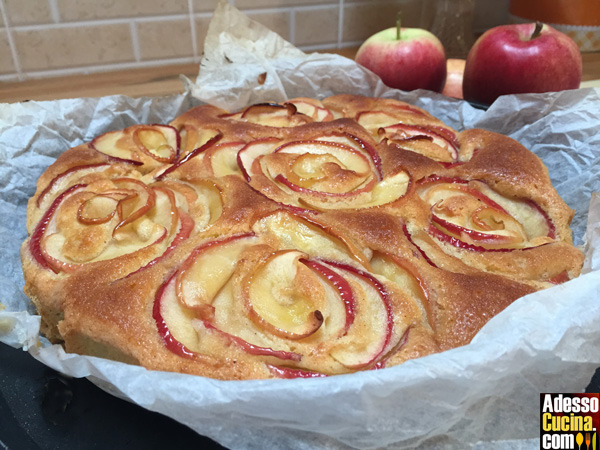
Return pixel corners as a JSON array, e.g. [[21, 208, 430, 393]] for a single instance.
[[21, 95, 584, 380]]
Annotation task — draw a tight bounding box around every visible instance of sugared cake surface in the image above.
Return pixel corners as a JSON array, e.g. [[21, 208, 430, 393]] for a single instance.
[[21, 95, 584, 380]]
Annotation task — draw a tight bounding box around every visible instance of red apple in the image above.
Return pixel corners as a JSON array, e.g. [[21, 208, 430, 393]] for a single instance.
[[355, 19, 447, 93], [442, 58, 466, 99], [463, 22, 582, 105]]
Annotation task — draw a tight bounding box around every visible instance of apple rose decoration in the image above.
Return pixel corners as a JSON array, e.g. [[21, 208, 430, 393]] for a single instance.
[[90, 124, 181, 172], [322, 95, 472, 167], [29, 169, 222, 277], [416, 176, 554, 251], [219, 98, 333, 127], [237, 133, 410, 210], [154, 210, 426, 376]]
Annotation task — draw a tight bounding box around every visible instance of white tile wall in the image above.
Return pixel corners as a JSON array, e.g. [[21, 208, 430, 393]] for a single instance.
[[0, 0, 508, 82]]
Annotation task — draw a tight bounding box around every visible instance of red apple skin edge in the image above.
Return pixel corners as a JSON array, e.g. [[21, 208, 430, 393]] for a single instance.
[[462, 23, 582, 105], [355, 28, 447, 93]]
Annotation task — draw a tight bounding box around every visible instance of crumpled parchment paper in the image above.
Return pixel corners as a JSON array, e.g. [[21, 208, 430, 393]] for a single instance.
[[1, 1, 600, 448]]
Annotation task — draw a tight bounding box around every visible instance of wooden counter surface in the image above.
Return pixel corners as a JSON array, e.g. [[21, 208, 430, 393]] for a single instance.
[[0, 48, 597, 104]]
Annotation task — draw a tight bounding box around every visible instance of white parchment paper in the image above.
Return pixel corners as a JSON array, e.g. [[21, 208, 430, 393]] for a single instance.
[[2, 2, 600, 448]]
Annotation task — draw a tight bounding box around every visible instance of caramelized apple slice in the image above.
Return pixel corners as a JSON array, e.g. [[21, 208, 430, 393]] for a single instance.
[[244, 250, 325, 340], [122, 209, 194, 280], [431, 209, 525, 248], [284, 98, 334, 122], [36, 178, 191, 274], [253, 210, 371, 269], [111, 178, 156, 235], [296, 170, 410, 211], [77, 193, 123, 225], [132, 125, 179, 163]]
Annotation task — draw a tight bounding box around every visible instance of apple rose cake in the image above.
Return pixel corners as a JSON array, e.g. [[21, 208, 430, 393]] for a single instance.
[[21, 94, 584, 380]]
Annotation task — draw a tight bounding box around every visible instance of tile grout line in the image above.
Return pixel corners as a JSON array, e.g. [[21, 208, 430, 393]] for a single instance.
[[0, 0, 22, 80], [188, 0, 198, 58], [130, 21, 141, 62], [289, 8, 296, 45], [0, 55, 201, 82], [337, 0, 344, 48], [47, 0, 60, 23], [10, 14, 192, 32]]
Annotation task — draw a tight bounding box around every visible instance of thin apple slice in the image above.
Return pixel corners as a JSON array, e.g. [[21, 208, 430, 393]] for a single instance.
[[253, 210, 371, 269], [175, 125, 220, 159], [197, 320, 303, 361], [90, 130, 142, 166], [381, 123, 459, 162], [76, 193, 122, 225], [363, 170, 411, 206], [204, 141, 246, 177], [155, 247, 303, 364], [343, 132, 383, 180], [300, 259, 356, 334], [111, 178, 156, 235], [418, 177, 553, 249], [244, 250, 325, 340], [370, 251, 432, 329], [176, 233, 258, 318], [308, 259, 394, 369], [236, 137, 281, 182], [120, 209, 194, 280], [356, 110, 408, 132], [132, 125, 180, 163], [266, 140, 376, 196], [42, 226, 168, 274], [36, 163, 110, 208], [399, 224, 438, 268], [153, 271, 199, 359], [155, 132, 223, 180], [430, 215, 524, 249], [295, 169, 410, 211], [29, 184, 88, 271], [238, 102, 312, 127]]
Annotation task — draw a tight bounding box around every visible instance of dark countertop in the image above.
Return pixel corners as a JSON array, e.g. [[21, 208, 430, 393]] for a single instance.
[[0, 343, 224, 450]]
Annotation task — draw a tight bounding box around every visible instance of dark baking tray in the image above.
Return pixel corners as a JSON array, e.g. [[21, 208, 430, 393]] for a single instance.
[[0, 343, 225, 450]]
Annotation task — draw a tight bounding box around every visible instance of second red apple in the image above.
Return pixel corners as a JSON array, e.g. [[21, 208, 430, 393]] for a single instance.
[[462, 23, 582, 105]]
